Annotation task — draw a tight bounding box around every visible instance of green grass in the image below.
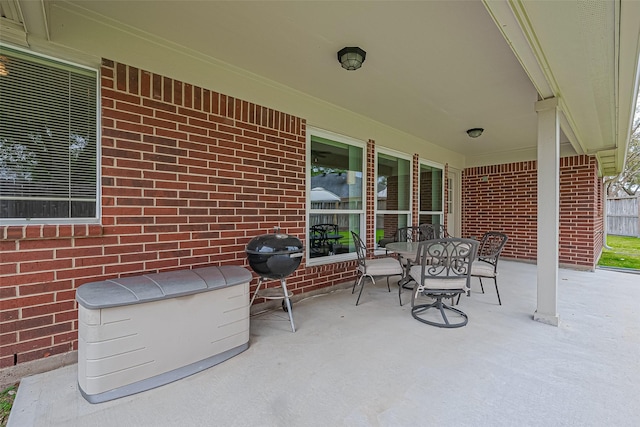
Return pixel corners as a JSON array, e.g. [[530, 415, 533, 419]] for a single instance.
[[0, 384, 17, 427], [598, 235, 640, 269], [339, 230, 386, 249]]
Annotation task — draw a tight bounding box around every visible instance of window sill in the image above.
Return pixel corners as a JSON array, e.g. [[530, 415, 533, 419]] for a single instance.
[[305, 252, 356, 267]]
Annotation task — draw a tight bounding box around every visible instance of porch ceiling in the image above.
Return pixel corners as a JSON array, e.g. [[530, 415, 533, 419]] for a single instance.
[[11, 0, 640, 173]]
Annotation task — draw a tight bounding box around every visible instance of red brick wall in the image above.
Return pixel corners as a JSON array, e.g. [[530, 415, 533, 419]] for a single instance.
[[0, 59, 356, 369], [462, 155, 602, 269], [560, 156, 603, 267]]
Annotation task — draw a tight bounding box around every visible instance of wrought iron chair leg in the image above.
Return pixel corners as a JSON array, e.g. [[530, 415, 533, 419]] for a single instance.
[[455, 288, 469, 305], [494, 278, 502, 305], [355, 276, 368, 306], [351, 273, 360, 294], [479, 277, 485, 293]]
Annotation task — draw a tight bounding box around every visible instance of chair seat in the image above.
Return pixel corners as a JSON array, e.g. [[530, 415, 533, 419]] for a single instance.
[[470, 260, 496, 278], [409, 265, 468, 290], [361, 257, 403, 276]]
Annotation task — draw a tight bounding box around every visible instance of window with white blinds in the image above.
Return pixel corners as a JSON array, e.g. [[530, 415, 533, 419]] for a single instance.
[[0, 46, 98, 222]]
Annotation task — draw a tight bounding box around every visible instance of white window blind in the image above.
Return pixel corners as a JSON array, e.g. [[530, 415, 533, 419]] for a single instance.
[[0, 46, 98, 221]]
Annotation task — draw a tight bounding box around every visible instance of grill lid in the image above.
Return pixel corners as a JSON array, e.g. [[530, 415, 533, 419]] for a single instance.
[[245, 231, 303, 255], [246, 228, 304, 279]]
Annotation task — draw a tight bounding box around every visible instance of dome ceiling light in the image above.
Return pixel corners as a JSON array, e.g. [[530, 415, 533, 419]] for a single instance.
[[337, 47, 366, 71]]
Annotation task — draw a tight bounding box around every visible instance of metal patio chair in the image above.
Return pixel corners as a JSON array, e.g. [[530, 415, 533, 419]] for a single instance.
[[409, 238, 478, 328], [351, 231, 404, 306], [469, 231, 509, 305]]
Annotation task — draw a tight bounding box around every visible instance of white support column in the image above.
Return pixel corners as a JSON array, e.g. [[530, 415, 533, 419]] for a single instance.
[[534, 97, 560, 326]]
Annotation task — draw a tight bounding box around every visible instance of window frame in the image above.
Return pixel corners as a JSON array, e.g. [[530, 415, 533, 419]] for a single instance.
[[0, 44, 101, 225], [374, 147, 413, 251], [306, 127, 365, 266], [417, 159, 445, 227]]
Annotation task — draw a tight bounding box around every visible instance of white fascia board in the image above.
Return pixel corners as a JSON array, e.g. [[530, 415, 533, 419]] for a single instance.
[[0, 16, 28, 47], [482, 0, 587, 157], [616, 0, 640, 174], [482, 0, 554, 99], [17, 0, 49, 41]]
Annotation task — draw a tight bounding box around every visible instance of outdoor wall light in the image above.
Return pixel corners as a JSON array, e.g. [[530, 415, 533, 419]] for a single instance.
[[337, 47, 366, 70], [466, 128, 484, 138]]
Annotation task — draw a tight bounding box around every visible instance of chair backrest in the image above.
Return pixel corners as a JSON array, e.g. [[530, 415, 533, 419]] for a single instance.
[[351, 231, 367, 269], [310, 223, 337, 244], [396, 226, 423, 242], [419, 223, 449, 240], [477, 232, 508, 267], [311, 223, 338, 235], [414, 238, 479, 290], [310, 226, 324, 239]]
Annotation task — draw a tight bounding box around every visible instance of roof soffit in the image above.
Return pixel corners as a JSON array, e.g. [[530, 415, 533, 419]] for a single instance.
[[10, 1, 640, 175], [485, 0, 640, 175]]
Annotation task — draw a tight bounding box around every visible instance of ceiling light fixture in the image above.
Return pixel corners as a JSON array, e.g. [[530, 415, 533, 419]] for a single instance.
[[466, 128, 484, 138], [337, 47, 366, 71]]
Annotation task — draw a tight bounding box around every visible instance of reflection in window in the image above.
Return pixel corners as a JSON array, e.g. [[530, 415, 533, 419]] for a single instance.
[[308, 131, 364, 259], [376, 152, 411, 248], [309, 214, 361, 258], [419, 213, 442, 227], [418, 163, 443, 226]]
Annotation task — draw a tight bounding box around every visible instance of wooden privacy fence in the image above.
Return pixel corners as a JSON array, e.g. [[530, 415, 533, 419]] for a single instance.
[[607, 196, 640, 237]]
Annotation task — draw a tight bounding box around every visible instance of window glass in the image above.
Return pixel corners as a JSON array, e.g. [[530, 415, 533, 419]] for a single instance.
[[308, 132, 364, 260], [376, 151, 411, 248], [418, 214, 443, 227], [376, 212, 409, 247], [0, 47, 98, 222], [447, 177, 453, 216], [418, 163, 443, 226], [309, 213, 360, 258], [376, 153, 410, 211]]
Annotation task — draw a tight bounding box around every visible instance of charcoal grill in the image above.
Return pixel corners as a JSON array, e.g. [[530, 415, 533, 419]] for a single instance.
[[246, 227, 303, 332]]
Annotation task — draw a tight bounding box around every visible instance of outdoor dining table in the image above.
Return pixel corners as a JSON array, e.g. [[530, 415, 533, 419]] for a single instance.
[[387, 237, 481, 284], [385, 241, 422, 287], [315, 233, 343, 255], [309, 232, 344, 255]]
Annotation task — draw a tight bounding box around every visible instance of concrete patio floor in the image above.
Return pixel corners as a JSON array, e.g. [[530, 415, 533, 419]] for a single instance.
[[8, 260, 640, 426]]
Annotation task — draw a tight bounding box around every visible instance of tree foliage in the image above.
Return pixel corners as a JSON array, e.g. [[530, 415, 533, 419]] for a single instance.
[[605, 97, 640, 197]]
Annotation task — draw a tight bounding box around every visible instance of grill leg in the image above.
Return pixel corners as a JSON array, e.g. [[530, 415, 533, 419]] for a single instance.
[[281, 279, 295, 332], [250, 277, 265, 306]]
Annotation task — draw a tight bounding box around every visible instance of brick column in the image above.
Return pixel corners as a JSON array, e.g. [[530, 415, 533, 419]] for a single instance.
[[366, 140, 376, 250], [412, 153, 419, 225]]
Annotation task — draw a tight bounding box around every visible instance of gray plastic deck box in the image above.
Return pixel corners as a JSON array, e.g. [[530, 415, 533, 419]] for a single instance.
[[76, 265, 252, 403]]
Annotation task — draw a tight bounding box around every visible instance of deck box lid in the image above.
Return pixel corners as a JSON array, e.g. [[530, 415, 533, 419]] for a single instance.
[[76, 265, 252, 309]]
